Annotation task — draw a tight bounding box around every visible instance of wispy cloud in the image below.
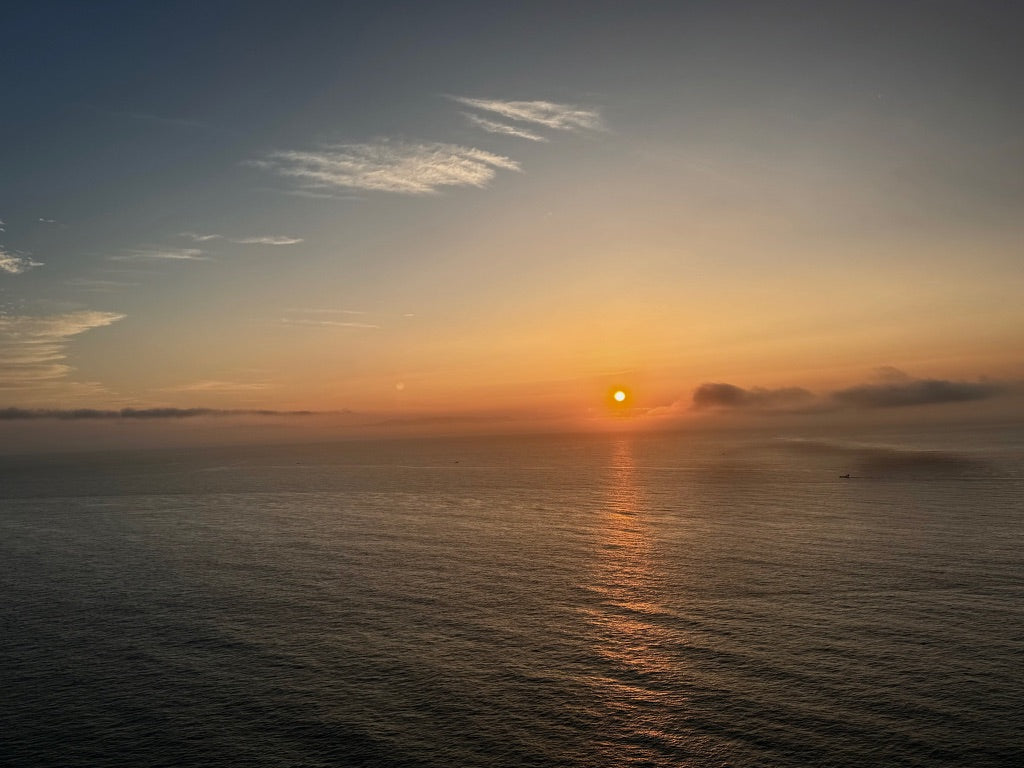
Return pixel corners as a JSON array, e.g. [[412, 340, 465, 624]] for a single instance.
[[181, 232, 304, 246], [0, 247, 43, 274], [450, 97, 604, 132], [286, 308, 366, 315], [461, 113, 548, 142], [0, 311, 124, 392], [281, 317, 380, 329], [252, 140, 520, 195], [235, 235, 303, 245], [109, 247, 207, 262], [280, 308, 382, 329], [66, 278, 137, 292], [0, 407, 313, 420], [160, 380, 272, 393]]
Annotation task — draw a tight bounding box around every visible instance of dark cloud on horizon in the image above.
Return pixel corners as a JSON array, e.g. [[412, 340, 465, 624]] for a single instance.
[[691, 383, 816, 411], [0, 407, 316, 421], [692, 374, 1005, 412], [831, 378, 1001, 408]]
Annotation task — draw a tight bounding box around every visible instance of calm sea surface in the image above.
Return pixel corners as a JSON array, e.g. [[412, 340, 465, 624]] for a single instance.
[[2, 428, 1022, 767]]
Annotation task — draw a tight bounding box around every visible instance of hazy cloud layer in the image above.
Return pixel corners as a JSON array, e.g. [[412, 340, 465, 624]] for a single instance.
[[182, 232, 303, 246], [692, 382, 816, 410], [451, 97, 603, 132], [0, 311, 125, 390], [0, 247, 43, 274], [110, 247, 207, 262], [693, 372, 1004, 413], [160, 380, 272, 393], [461, 113, 548, 141], [770, 438, 988, 477], [0, 407, 313, 420], [831, 378, 1001, 408], [254, 140, 520, 195]]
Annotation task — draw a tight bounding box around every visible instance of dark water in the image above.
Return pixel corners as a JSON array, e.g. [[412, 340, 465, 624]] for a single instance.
[[2, 430, 1022, 767]]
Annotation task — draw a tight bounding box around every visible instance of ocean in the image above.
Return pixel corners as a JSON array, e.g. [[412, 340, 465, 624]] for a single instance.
[[2, 427, 1022, 767]]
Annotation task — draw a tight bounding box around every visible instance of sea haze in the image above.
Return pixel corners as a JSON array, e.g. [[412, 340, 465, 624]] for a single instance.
[[2, 428, 1022, 767]]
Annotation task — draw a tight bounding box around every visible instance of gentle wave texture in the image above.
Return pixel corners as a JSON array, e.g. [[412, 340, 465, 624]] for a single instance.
[[2, 429, 1022, 767]]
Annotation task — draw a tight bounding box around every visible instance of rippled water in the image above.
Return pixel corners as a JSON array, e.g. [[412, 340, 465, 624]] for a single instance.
[[2, 430, 1022, 766]]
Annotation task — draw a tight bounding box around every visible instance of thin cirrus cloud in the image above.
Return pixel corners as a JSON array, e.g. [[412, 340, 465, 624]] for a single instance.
[[1, 246, 44, 274], [460, 112, 548, 142], [159, 380, 272, 393], [280, 308, 381, 329], [252, 140, 521, 196], [109, 247, 207, 262], [281, 317, 380, 329], [450, 97, 604, 132], [0, 310, 124, 391], [181, 232, 304, 246]]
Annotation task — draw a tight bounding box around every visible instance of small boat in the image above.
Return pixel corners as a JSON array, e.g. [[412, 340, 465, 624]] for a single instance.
[[839, 473, 850, 479]]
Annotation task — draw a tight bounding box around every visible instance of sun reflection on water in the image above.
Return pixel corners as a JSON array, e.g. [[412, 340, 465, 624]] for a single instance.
[[582, 438, 692, 761]]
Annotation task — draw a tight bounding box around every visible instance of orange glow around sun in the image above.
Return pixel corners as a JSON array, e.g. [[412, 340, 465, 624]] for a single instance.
[[608, 387, 631, 411]]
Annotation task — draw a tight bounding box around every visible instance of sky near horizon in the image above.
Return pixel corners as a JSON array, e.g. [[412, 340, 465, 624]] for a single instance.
[[2, 1, 1023, 442]]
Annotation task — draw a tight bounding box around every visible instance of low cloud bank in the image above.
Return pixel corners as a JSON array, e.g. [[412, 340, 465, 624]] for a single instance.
[[831, 379, 1001, 408], [692, 383, 816, 411], [692, 372, 1004, 413]]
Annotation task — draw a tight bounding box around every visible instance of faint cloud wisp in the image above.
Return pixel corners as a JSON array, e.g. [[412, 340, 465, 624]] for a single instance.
[[450, 96, 604, 132], [252, 140, 520, 195], [461, 113, 549, 142], [0, 246, 44, 274], [110, 248, 207, 262], [181, 232, 304, 246], [0, 310, 124, 395]]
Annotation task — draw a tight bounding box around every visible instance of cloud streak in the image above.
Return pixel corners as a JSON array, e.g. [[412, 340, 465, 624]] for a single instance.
[[461, 113, 548, 142], [182, 232, 303, 246], [450, 97, 604, 132], [0, 246, 43, 274], [253, 140, 520, 195], [281, 318, 380, 329], [110, 247, 207, 262], [0, 311, 124, 391], [0, 407, 313, 420], [160, 380, 272, 393]]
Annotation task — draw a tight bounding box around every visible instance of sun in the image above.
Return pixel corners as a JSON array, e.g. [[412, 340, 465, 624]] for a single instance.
[[608, 387, 631, 410]]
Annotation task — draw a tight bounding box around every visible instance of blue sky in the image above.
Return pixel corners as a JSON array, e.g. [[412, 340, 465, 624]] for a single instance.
[[2, 1, 1023, 442]]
